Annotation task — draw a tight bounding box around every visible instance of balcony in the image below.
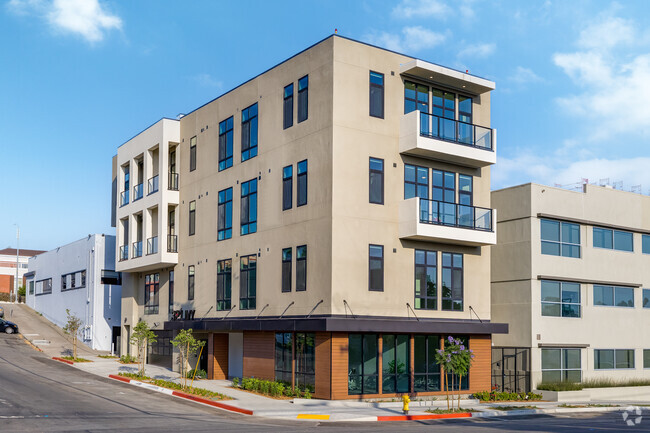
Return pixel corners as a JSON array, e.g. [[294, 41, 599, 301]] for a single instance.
[[400, 110, 496, 168], [147, 236, 158, 255], [120, 190, 129, 207], [119, 245, 128, 261], [167, 234, 178, 253], [399, 197, 496, 246], [133, 183, 144, 202], [168, 172, 179, 191], [133, 241, 143, 258], [148, 175, 159, 195]]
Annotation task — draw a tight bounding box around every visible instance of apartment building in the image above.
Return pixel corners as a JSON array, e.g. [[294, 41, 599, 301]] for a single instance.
[[0, 248, 45, 297], [492, 183, 650, 392], [114, 35, 506, 399]]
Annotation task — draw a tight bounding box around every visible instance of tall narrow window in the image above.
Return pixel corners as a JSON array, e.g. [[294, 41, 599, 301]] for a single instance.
[[295, 333, 315, 391], [240, 254, 257, 310], [458, 95, 473, 144], [415, 250, 437, 310], [275, 332, 292, 385], [187, 266, 195, 301], [404, 164, 428, 199], [283, 83, 294, 129], [189, 201, 196, 236], [241, 178, 257, 235], [282, 248, 292, 293], [298, 75, 308, 123], [282, 165, 293, 210], [382, 334, 410, 393], [369, 157, 384, 204], [369, 244, 384, 292], [168, 270, 174, 314], [217, 187, 232, 241], [217, 259, 232, 311], [433, 89, 456, 141], [458, 175, 472, 205], [144, 273, 159, 315], [369, 71, 384, 118], [441, 252, 463, 311], [432, 170, 455, 203], [296, 245, 307, 292], [241, 103, 258, 162], [297, 160, 308, 206], [189, 136, 197, 171], [218, 117, 234, 171], [348, 334, 378, 395], [404, 81, 429, 114], [414, 335, 441, 391]]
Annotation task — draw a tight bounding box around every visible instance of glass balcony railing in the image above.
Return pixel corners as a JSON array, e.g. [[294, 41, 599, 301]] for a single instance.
[[148, 175, 159, 195], [120, 190, 129, 207], [133, 183, 144, 201], [167, 234, 178, 253], [419, 198, 492, 231], [132, 241, 143, 258], [419, 111, 493, 151], [147, 236, 158, 255], [119, 245, 128, 261], [168, 172, 179, 191]]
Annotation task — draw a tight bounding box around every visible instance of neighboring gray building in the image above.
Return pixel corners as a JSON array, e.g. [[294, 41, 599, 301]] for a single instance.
[[25, 234, 122, 352]]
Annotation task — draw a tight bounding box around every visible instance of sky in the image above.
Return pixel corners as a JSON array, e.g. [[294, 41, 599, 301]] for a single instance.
[[2, 0, 650, 250]]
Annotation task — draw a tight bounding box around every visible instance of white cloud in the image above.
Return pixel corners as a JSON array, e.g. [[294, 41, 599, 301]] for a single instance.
[[367, 26, 447, 53], [458, 42, 495, 58], [509, 66, 543, 84], [7, 0, 122, 43], [577, 16, 635, 51], [392, 0, 451, 19]]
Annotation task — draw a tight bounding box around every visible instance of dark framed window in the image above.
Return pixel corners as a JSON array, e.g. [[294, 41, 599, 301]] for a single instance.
[[369, 157, 384, 204], [441, 252, 463, 311], [432, 169, 455, 203], [283, 83, 294, 129], [189, 136, 197, 171], [189, 201, 196, 236], [218, 117, 234, 171], [61, 275, 67, 290], [595, 349, 634, 369], [298, 75, 308, 123], [542, 348, 581, 382], [643, 235, 650, 254], [594, 285, 634, 307], [458, 174, 472, 205], [217, 187, 232, 241], [432, 88, 455, 119], [369, 71, 384, 118], [282, 248, 292, 293], [29, 281, 34, 295], [382, 334, 410, 393], [404, 164, 428, 199], [296, 245, 307, 292], [241, 103, 258, 162], [144, 273, 159, 315], [593, 227, 633, 252], [369, 244, 384, 292], [240, 254, 256, 310], [541, 280, 580, 317], [295, 333, 315, 391], [241, 178, 257, 235], [644, 289, 650, 308], [414, 335, 441, 391], [217, 259, 232, 311], [644, 349, 650, 369], [415, 250, 437, 310], [36, 278, 52, 295], [187, 266, 195, 301], [348, 334, 378, 395], [81, 270, 86, 286], [101, 270, 122, 285], [541, 219, 580, 258], [458, 95, 472, 123], [297, 160, 308, 206], [282, 165, 293, 210], [275, 332, 292, 385], [168, 270, 174, 314], [404, 81, 428, 114]]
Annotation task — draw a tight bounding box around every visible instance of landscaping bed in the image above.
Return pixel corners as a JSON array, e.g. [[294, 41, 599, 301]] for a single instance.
[[116, 373, 230, 400], [60, 356, 91, 362], [231, 377, 312, 399]]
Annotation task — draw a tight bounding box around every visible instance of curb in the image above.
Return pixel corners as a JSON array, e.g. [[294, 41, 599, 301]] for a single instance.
[[107, 375, 253, 416], [18, 334, 43, 352], [377, 412, 472, 421], [52, 357, 74, 365]]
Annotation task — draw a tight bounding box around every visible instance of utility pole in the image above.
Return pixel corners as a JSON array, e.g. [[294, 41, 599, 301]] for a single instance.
[[13, 225, 19, 304]]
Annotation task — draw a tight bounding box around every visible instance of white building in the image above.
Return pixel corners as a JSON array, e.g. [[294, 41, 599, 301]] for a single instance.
[[25, 234, 122, 352], [0, 247, 45, 297]]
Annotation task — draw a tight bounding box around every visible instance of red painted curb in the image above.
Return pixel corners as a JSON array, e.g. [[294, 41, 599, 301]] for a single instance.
[[172, 390, 253, 415], [52, 357, 74, 365], [377, 412, 472, 421], [108, 374, 131, 383]]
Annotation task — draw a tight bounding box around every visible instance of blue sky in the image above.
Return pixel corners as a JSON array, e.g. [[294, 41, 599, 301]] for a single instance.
[[2, 0, 650, 250]]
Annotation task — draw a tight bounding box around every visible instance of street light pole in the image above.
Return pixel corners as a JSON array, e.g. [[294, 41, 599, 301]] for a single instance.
[[14, 225, 19, 304]]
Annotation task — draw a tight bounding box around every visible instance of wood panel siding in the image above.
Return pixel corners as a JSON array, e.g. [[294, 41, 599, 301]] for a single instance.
[[468, 334, 491, 392], [330, 333, 349, 399], [314, 332, 331, 400], [243, 331, 274, 381], [207, 333, 214, 380], [212, 333, 229, 380]]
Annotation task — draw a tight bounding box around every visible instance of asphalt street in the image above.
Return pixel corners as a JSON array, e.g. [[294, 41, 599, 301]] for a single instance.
[[1, 333, 649, 432]]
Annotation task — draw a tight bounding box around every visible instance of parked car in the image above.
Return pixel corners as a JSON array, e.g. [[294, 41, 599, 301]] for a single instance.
[[0, 318, 18, 334]]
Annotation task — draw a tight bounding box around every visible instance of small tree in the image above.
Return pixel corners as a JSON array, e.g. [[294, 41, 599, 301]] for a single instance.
[[436, 336, 475, 411], [62, 309, 82, 360], [435, 339, 454, 411], [130, 320, 157, 376], [171, 329, 205, 389]]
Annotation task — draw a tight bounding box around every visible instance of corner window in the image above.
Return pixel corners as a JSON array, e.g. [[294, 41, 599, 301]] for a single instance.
[[414, 335, 441, 391], [369, 71, 384, 118], [297, 160, 308, 206], [240, 254, 257, 310], [298, 75, 308, 123], [540, 219, 580, 258], [415, 250, 437, 310], [283, 83, 293, 129], [404, 81, 428, 114], [595, 349, 635, 369], [241, 103, 258, 162], [368, 244, 384, 292], [593, 227, 633, 252], [441, 252, 463, 311], [144, 273, 159, 315], [404, 164, 428, 199], [282, 165, 293, 210], [594, 285, 634, 307], [189, 201, 196, 236], [281, 248, 292, 293], [541, 348, 581, 382], [217, 259, 232, 311], [241, 178, 257, 235], [369, 157, 384, 204], [348, 334, 378, 395], [218, 117, 234, 171], [217, 188, 232, 241], [189, 136, 197, 172], [296, 245, 307, 292], [541, 280, 580, 317], [187, 266, 195, 301]]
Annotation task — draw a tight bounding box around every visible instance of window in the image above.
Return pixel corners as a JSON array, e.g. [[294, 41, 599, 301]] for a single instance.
[[404, 81, 428, 114], [275, 332, 292, 385], [217, 188, 232, 241], [283, 83, 293, 129], [645, 350, 650, 369], [458, 175, 472, 206], [240, 178, 257, 235], [441, 253, 463, 311], [295, 333, 315, 391], [217, 259, 232, 311], [218, 117, 234, 171], [36, 278, 52, 295], [71, 273, 76, 288], [404, 164, 428, 199], [368, 245, 384, 292], [189, 136, 197, 171], [240, 254, 256, 310], [282, 248, 292, 293], [369, 71, 384, 118], [61, 271, 86, 291], [298, 75, 308, 123], [432, 170, 455, 203], [296, 245, 307, 292], [540, 219, 580, 258], [241, 103, 258, 161], [595, 349, 635, 369], [187, 266, 195, 301], [541, 280, 580, 318], [458, 95, 473, 144], [432, 88, 455, 119], [382, 334, 409, 393], [282, 165, 292, 210], [414, 335, 441, 391], [369, 157, 384, 204], [594, 285, 634, 307], [593, 227, 633, 252], [81, 270, 86, 287], [29, 281, 34, 295], [61, 275, 67, 290], [144, 273, 159, 315], [415, 250, 437, 310], [541, 348, 581, 382], [189, 201, 196, 236], [348, 334, 378, 395], [644, 235, 650, 254], [297, 160, 308, 206], [644, 289, 650, 308], [101, 270, 122, 285], [169, 270, 174, 314]]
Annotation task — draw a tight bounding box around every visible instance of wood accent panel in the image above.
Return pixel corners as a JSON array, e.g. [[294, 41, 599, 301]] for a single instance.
[[330, 333, 349, 400], [207, 333, 214, 380], [314, 332, 331, 400], [212, 333, 229, 380], [243, 331, 274, 381], [468, 334, 491, 393]]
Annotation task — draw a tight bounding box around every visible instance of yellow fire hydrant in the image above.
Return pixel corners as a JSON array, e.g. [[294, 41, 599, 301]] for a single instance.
[[402, 394, 410, 414]]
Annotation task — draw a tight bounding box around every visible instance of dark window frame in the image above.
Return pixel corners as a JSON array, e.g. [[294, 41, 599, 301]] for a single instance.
[[414, 334, 442, 392], [541, 219, 581, 258], [594, 349, 635, 370], [217, 259, 232, 311], [189, 136, 197, 172], [189, 200, 196, 236], [296, 245, 307, 292], [241, 103, 258, 162], [144, 273, 160, 315], [382, 334, 410, 393], [297, 160, 308, 207], [441, 252, 463, 311], [404, 164, 429, 200], [295, 332, 315, 391], [240, 178, 258, 235], [415, 249, 437, 310], [297, 75, 308, 123], [217, 187, 233, 241], [275, 332, 293, 385], [404, 80, 429, 114], [369, 71, 384, 118], [593, 227, 634, 252], [348, 333, 379, 395], [458, 174, 472, 206], [368, 244, 384, 292], [541, 280, 581, 318], [283, 83, 294, 129], [168, 270, 174, 314], [283, 165, 293, 211], [240, 254, 257, 310], [188, 266, 195, 301], [282, 247, 292, 293], [369, 157, 384, 205], [218, 117, 234, 171], [432, 169, 455, 203]]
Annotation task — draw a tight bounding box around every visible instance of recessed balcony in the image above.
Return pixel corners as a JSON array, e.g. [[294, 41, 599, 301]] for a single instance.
[[147, 236, 158, 255], [119, 190, 129, 207], [133, 183, 144, 202], [133, 241, 143, 258], [399, 197, 496, 246], [148, 175, 159, 195], [400, 110, 496, 168], [168, 172, 179, 191]]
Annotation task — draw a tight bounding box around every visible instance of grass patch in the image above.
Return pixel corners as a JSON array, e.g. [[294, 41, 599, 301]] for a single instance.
[[536, 382, 584, 391], [61, 356, 91, 362], [490, 405, 538, 411], [149, 379, 230, 400], [425, 408, 479, 414], [558, 403, 619, 408], [473, 391, 542, 402], [117, 372, 151, 380], [538, 378, 650, 392], [97, 355, 118, 359]]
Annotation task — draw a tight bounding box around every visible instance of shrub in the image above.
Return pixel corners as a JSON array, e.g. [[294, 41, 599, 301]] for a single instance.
[[536, 382, 584, 391], [473, 390, 543, 401], [232, 377, 240, 387], [185, 368, 207, 379], [119, 354, 138, 364]]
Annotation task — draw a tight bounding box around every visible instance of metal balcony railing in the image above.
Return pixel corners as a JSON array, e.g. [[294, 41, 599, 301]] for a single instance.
[[167, 234, 178, 253], [148, 175, 159, 195], [419, 198, 493, 231], [147, 236, 158, 255], [168, 172, 179, 191], [120, 190, 129, 207], [119, 245, 128, 261], [419, 111, 493, 151], [133, 183, 144, 201], [132, 241, 143, 258]]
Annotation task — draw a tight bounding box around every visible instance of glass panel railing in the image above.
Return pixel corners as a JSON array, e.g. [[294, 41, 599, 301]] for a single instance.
[[474, 125, 492, 150], [120, 190, 129, 207], [475, 207, 492, 231], [418, 111, 493, 150], [132, 241, 143, 258], [419, 198, 493, 231], [168, 172, 179, 191], [119, 245, 128, 261], [133, 184, 143, 201], [167, 234, 178, 253], [148, 175, 159, 195], [147, 236, 158, 255]]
